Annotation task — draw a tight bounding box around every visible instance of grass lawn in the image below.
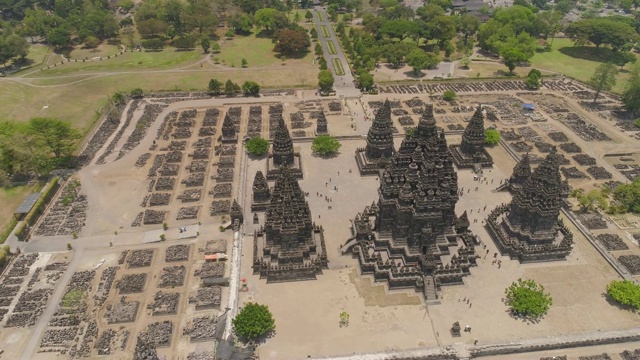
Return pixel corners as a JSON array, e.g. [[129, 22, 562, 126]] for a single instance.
[[22, 48, 202, 77], [530, 38, 634, 93], [70, 43, 122, 60], [456, 60, 555, 79], [216, 29, 313, 67], [332, 58, 345, 75], [0, 183, 41, 242], [0, 65, 318, 129], [327, 40, 338, 55]]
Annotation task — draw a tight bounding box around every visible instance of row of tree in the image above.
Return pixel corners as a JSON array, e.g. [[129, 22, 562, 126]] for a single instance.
[[208, 78, 261, 96]]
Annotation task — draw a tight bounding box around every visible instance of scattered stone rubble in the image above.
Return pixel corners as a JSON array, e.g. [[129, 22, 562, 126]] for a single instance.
[[159, 266, 186, 287], [177, 206, 199, 220], [597, 234, 629, 251], [618, 255, 640, 275], [127, 249, 154, 268], [135, 153, 152, 168], [148, 193, 171, 206], [34, 182, 88, 237], [106, 301, 139, 323], [210, 200, 230, 215], [211, 184, 232, 198], [117, 274, 147, 294], [195, 263, 225, 278], [184, 316, 216, 341], [178, 189, 202, 203], [587, 166, 612, 180], [149, 292, 180, 315], [189, 286, 222, 310], [165, 245, 190, 262]]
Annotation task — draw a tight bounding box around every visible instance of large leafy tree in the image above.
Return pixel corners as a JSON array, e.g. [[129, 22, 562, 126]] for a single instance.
[[26, 117, 81, 158], [484, 128, 500, 146], [505, 278, 553, 319], [274, 29, 310, 56], [570, 188, 609, 212], [245, 137, 269, 155], [613, 178, 640, 213], [232, 302, 275, 339], [242, 81, 261, 96], [318, 70, 334, 93], [208, 79, 223, 95], [312, 135, 342, 156], [607, 280, 640, 310], [565, 19, 639, 51], [406, 49, 438, 75], [589, 62, 618, 104], [622, 63, 640, 115]]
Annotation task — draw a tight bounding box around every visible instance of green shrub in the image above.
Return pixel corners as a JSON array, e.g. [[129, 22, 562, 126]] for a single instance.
[[607, 280, 640, 310], [442, 90, 456, 101]]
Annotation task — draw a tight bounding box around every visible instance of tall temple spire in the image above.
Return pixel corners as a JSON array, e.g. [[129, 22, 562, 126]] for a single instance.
[[509, 153, 532, 191], [316, 110, 328, 135], [508, 148, 564, 234], [416, 104, 437, 138], [221, 112, 236, 140], [365, 99, 395, 160], [460, 105, 486, 156], [251, 171, 271, 211], [272, 117, 294, 166]]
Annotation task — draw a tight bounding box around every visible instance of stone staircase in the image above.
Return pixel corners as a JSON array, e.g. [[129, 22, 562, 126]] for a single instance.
[[423, 275, 441, 305]]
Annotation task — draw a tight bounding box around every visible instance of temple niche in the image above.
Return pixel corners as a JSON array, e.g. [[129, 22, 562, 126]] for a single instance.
[[253, 166, 328, 283], [486, 148, 574, 262], [266, 112, 303, 180], [315, 110, 329, 135], [355, 99, 395, 175], [346, 104, 479, 302], [220, 112, 237, 143], [449, 105, 494, 168]]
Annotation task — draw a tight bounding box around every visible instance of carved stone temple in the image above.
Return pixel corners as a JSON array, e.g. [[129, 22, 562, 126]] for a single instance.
[[253, 166, 328, 282], [355, 99, 396, 175], [346, 104, 479, 301], [220, 112, 237, 143], [315, 110, 329, 135], [449, 105, 494, 168], [251, 171, 271, 211], [486, 149, 574, 262], [266, 115, 303, 180]]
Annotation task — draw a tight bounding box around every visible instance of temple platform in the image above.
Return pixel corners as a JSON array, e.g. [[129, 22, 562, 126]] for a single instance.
[[266, 154, 303, 180], [355, 148, 390, 176], [449, 145, 494, 169]]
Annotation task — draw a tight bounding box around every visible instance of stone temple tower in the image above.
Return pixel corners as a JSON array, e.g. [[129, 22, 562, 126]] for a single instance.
[[449, 105, 493, 168], [355, 99, 396, 175]]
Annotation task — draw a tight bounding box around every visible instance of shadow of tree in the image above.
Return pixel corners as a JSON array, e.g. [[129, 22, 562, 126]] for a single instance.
[[602, 291, 639, 313], [403, 70, 426, 79], [311, 151, 341, 159], [558, 46, 624, 64]]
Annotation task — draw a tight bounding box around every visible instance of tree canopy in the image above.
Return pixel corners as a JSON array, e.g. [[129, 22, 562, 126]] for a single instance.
[[570, 188, 609, 212], [566, 18, 639, 51], [505, 278, 553, 319], [622, 62, 640, 115], [484, 128, 500, 146], [589, 63, 618, 103], [312, 135, 342, 156], [318, 70, 334, 93], [274, 29, 310, 57], [232, 302, 275, 339], [607, 280, 640, 310], [613, 178, 640, 213], [242, 81, 261, 96], [245, 137, 269, 155]]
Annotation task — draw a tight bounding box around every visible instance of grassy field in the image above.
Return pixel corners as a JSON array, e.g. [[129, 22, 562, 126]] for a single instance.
[[216, 29, 314, 67], [455, 60, 555, 79], [530, 38, 634, 93], [22, 48, 202, 77], [0, 183, 41, 242], [70, 43, 122, 60]]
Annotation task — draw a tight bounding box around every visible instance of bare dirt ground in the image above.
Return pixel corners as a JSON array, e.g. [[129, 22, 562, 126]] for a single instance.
[[4, 81, 640, 359]]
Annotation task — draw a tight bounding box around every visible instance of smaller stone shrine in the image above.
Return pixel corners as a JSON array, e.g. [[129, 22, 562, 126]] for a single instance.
[[266, 115, 303, 180], [253, 166, 328, 282], [355, 99, 396, 175], [251, 171, 271, 211], [496, 153, 532, 193], [315, 110, 329, 135], [449, 105, 494, 168], [486, 149, 574, 262], [220, 112, 237, 143], [230, 199, 243, 226]]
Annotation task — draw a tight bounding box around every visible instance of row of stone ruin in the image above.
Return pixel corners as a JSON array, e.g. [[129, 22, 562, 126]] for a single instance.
[[77, 102, 127, 166], [116, 103, 168, 160], [96, 99, 141, 165], [33, 181, 88, 237]]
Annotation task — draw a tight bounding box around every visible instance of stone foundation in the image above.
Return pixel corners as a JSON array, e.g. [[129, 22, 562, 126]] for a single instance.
[[265, 154, 303, 180], [355, 148, 390, 176], [448, 145, 494, 169]]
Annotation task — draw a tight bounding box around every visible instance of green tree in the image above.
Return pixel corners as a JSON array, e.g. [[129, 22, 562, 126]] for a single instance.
[[112, 92, 126, 105], [442, 90, 456, 101], [622, 62, 640, 115], [173, 35, 196, 50], [227, 13, 254, 35], [406, 49, 437, 75], [208, 79, 223, 95], [47, 28, 71, 49], [459, 56, 471, 69], [312, 135, 342, 156], [565, 18, 639, 50], [274, 29, 310, 56], [84, 36, 100, 49], [318, 70, 334, 93], [501, 48, 526, 73], [137, 18, 168, 38], [225, 79, 240, 96], [242, 80, 260, 96], [245, 137, 269, 155], [305, 10, 313, 21], [505, 278, 553, 319], [130, 88, 144, 98], [232, 302, 275, 339], [459, 14, 481, 43], [358, 72, 374, 91], [201, 37, 210, 53], [0, 249, 6, 266], [613, 178, 640, 213], [26, 118, 81, 158], [142, 38, 164, 50], [210, 42, 221, 53], [570, 188, 609, 212], [417, 4, 445, 22], [484, 128, 500, 146], [254, 8, 285, 32], [589, 62, 618, 104], [241, 58, 248, 67], [607, 280, 640, 310]]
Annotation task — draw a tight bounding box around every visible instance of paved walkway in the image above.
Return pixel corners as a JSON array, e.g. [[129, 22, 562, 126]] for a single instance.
[[312, 8, 360, 98]]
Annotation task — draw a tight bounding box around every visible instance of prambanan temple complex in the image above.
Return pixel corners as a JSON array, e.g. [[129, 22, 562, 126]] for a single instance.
[[449, 105, 494, 169], [347, 104, 480, 301], [486, 149, 574, 262], [252, 166, 328, 282]]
